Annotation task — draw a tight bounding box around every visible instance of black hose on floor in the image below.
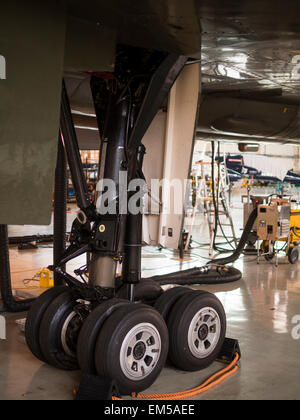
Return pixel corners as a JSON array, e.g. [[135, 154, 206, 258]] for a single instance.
[[207, 207, 258, 266], [143, 265, 242, 286], [140, 208, 258, 286], [0, 225, 35, 312]]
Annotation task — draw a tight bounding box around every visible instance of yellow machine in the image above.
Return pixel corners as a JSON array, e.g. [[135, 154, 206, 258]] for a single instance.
[[257, 198, 300, 265], [289, 209, 300, 244], [36, 268, 54, 289]]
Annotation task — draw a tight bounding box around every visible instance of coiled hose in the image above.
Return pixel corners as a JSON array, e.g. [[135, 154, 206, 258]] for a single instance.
[[143, 207, 258, 286]]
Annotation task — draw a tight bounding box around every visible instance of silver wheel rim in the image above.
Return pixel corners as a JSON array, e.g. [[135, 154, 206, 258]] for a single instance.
[[120, 323, 161, 381], [61, 311, 77, 358], [188, 307, 221, 359]]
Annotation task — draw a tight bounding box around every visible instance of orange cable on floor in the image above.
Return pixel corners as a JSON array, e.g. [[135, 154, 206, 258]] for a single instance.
[[112, 352, 240, 401]]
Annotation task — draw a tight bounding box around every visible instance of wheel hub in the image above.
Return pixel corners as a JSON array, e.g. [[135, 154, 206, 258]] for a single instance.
[[198, 324, 209, 341], [65, 314, 82, 354], [188, 307, 221, 359], [120, 323, 162, 381], [61, 307, 88, 358], [133, 341, 147, 360]]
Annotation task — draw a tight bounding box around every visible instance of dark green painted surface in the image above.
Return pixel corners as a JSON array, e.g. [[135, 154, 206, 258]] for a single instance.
[[64, 17, 116, 73], [0, 1, 66, 225]]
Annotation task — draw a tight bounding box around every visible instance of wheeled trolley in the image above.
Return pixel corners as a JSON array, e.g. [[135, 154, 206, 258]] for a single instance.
[[257, 197, 300, 266]]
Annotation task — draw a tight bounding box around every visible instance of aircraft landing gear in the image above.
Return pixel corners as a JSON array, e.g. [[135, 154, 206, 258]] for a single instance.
[[25, 46, 229, 397]]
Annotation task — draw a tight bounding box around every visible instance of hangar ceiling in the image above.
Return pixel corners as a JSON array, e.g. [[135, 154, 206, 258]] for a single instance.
[[66, 0, 300, 148]]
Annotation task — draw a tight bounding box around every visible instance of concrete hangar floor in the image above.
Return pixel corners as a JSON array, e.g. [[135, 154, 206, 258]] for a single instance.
[[1, 196, 300, 401]]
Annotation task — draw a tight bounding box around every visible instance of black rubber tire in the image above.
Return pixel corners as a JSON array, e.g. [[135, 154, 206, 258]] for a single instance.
[[39, 290, 81, 371], [154, 286, 194, 321], [94, 304, 169, 396], [167, 292, 226, 372], [116, 279, 163, 303], [25, 286, 69, 362], [262, 242, 275, 261], [77, 298, 130, 374], [288, 247, 299, 264], [264, 253, 275, 262]]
